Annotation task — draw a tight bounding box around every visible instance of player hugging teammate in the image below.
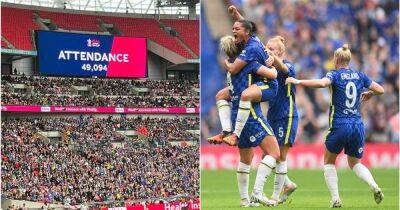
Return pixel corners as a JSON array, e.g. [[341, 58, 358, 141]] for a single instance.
[[208, 5, 385, 208], [208, 5, 299, 207]]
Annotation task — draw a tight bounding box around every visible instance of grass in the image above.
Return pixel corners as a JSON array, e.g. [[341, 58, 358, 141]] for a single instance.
[[201, 169, 399, 210]]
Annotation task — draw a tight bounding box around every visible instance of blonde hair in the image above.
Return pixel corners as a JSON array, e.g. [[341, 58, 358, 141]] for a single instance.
[[220, 35, 239, 58], [334, 44, 352, 66], [268, 35, 286, 54]]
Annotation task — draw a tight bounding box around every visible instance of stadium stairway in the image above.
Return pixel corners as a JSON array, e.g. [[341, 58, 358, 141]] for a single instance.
[[98, 18, 122, 35], [1, 36, 14, 49], [158, 19, 198, 59], [33, 12, 59, 31], [162, 19, 199, 55], [37, 10, 104, 32], [175, 35, 198, 58], [35, 131, 52, 143]]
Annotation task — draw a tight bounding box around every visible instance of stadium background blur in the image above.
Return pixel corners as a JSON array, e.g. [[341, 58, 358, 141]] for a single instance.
[[1, 0, 199, 209], [201, 0, 399, 144]]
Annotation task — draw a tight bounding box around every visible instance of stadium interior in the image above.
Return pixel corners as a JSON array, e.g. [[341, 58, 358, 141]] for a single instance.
[[201, 0, 398, 209], [1, 0, 200, 209]]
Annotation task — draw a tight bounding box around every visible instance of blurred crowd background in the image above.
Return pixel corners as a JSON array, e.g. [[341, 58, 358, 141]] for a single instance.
[[201, 0, 399, 144]]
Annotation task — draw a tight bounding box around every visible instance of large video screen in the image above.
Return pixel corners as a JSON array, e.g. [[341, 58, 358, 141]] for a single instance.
[[36, 31, 147, 78]]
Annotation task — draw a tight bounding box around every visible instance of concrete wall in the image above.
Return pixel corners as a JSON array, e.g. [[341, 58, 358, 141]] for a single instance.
[[12, 57, 35, 75], [147, 52, 166, 80], [1, 199, 65, 210]]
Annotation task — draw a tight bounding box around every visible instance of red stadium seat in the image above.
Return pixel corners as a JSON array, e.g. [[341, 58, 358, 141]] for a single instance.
[[38, 11, 102, 32], [162, 19, 199, 55], [1, 7, 40, 50], [1, 6, 199, 58], [102, 16, 194, 58]]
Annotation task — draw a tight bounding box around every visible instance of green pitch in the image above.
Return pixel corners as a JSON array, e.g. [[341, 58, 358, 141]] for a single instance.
[[201, 169, 399, 210]]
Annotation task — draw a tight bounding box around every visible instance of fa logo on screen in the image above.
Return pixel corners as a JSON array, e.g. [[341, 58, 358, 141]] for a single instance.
[[87, 38, 101, 47]]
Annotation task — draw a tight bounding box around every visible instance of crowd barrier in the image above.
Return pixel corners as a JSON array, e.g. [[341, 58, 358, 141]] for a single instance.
[[101, 200, 200, 210], [1, 199, 200, 210], [201, 143, 399, 169], [1, 105, 199, 114]]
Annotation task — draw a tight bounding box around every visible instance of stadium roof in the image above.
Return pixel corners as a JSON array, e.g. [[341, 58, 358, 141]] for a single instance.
[[2, 0, 200, 15]]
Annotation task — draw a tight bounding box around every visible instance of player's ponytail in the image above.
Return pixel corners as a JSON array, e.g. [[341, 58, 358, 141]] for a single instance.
[[275, 35, 285, 44], [334, 43, 352, 67], [220, 35, 239, 58], [342, 44, 349, 51], [249, 21, 258, 35]]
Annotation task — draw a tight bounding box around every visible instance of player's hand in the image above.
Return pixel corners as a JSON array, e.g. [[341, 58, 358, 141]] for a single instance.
[[228, 5, 238, 15], [264, 47, 272, 54], [285, 77, 300, 85], [265, 54, 274, 67], [228, 5, 244, 20], [223, 59, 230, 71], [361, 91, 373, 102]]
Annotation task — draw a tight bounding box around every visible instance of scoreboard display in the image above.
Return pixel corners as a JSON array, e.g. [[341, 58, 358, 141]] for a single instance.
[[36, 31, 147, 78]]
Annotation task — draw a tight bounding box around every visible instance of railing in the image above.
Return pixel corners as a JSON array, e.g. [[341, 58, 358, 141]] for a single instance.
[[2, 194, 200, 210], [202, 143, 399, 169], [1, 105, 199, 114]]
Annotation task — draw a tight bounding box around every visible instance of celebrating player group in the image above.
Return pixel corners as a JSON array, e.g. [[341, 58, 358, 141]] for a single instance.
[[207, 5, 385, 208]]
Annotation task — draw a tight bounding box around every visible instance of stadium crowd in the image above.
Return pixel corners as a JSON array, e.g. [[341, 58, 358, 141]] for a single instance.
[[1, 76, 199, 107], [1, 116, 199, 205], [2, 75, 199, 96], [202, 0, 399, 143], [2, 116, 199, 144], [2, 93, 199, 108]]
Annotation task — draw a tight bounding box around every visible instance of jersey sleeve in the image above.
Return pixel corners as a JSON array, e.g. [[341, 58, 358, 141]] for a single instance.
[[285, 62, 295, 77], [238, 46, 257, 63], [325, 71, 336, 84], [249, 61, 263, 74], [360, 72, 372, 88]]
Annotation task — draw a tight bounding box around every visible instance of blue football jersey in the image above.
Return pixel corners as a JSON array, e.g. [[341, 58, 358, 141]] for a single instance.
[[230, 60, 276, 143], [325, 68, 372, 126], [230, 61, 266, 117], [268, 60, 298, 120], [230, 61, 262, 99], [238, 35, 268, 66], [237, 36, 278, 92]]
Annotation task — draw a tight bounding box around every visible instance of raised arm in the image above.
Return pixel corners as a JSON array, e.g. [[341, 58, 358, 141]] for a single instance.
[[285, 77, 332, 88], [228, 5, 245, 21]]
